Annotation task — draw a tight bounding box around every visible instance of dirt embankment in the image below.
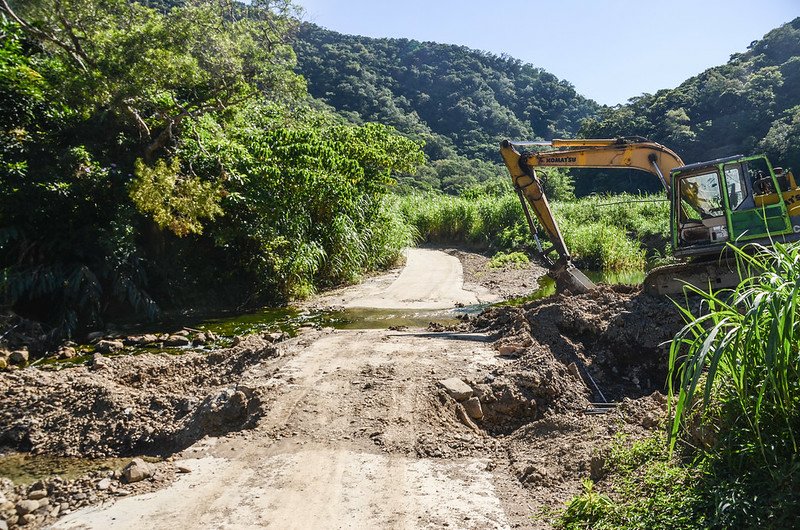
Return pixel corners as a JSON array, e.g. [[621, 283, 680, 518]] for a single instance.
[[1, 335, 279, 458]]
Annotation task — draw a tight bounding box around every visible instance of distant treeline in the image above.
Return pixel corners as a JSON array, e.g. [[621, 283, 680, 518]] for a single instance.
[[293, 24, 599, 161], [295, 18, 800, 196]]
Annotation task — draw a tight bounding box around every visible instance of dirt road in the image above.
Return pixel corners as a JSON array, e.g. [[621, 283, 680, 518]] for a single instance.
[[54, 249, 534, 529]]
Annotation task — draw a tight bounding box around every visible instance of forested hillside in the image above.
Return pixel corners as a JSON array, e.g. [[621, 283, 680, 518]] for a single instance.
[[293, 23, 599, 162], [581, 17, 800, 172], [2, 1, 800, 339], [294, 20, 800, 196]]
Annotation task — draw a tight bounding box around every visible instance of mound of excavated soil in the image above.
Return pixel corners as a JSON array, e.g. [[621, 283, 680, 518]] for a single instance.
[[433, 285, 687, 514], [472, 285, 683, 428], [0, 336, 279, 458]]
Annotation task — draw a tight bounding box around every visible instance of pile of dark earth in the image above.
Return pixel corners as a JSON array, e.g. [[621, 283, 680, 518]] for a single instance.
[[432, 285, 692, 512]]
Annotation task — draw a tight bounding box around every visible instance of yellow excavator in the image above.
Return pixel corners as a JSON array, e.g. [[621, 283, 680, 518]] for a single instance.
[[499, 137, 800, 295]]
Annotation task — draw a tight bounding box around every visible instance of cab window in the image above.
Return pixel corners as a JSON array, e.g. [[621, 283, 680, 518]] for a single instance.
[[679, 171, 724, 221], [724, 164, 747, 210]]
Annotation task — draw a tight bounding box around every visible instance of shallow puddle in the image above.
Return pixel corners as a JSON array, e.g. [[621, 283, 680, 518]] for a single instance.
[[0, 453, 158, 485], [315, 305, 483, 330]]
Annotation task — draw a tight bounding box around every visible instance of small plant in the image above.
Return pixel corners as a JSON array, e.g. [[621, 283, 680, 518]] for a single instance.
[[488, 251, 530, 269], [560, 479, 615, 529]]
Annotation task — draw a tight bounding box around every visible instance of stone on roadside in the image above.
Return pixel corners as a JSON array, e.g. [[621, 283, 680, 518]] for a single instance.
[[15, 500, 39, 515], [58, 346, 77, 359], [9, 349, 29, 365], [95, 340, 123, 354], [438, 378, 473, 401], [26, 489, 46, 501], [121, 458, 154, 484], [263, 332, 286, 343], [463, 396, 484, 420], [91, 353, 108, 371], [497, 343, 524, 356], [96, 478, 112, 491], [164, 335, 191, 347]]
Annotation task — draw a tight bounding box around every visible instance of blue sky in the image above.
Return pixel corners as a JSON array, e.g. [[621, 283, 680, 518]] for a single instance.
[[295, 0, 798, 106]]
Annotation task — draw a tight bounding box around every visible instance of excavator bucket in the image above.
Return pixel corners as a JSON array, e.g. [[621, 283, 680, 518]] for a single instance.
[[549, 260, 596, 294]]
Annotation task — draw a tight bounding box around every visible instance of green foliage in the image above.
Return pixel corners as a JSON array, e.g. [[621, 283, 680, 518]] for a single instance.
[[130, 158, 223, 236], [553, 195, 669, 272], [560, 479, 615, 528], [396, 191, 668, 274], [204, 118, 424, 300], [8, 0, 304, 161], [488, 251, 529, 269], [0, 2, 425, 338], [559, 434, 712, 530], [668, 242, 800, 471], [398, 156, 507, 195], [538, 168, 576, 201], [396, 192, 524, 250]]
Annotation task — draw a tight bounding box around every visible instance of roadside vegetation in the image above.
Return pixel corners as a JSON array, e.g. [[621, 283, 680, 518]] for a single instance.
[[559, 242, 800, 529], [395, 188, 669, 275]]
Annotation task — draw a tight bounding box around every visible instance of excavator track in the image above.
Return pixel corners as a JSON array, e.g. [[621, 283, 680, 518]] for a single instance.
[[643, 258, 743, 296]]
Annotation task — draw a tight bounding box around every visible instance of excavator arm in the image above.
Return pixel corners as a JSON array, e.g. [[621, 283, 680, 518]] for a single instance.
[[499, 138, 685, 293]]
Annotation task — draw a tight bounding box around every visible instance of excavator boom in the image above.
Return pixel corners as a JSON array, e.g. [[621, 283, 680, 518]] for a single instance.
[[500, 138, 685, 293]]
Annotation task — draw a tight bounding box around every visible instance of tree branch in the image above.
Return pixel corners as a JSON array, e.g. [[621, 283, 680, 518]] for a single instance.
[[0, 0, 89, 72]]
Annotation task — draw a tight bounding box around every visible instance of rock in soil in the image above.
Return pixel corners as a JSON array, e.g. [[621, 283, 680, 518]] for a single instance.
[[95, 340, 123, 354], [122, 458, 153, 484], [438, 378, 473, 401]]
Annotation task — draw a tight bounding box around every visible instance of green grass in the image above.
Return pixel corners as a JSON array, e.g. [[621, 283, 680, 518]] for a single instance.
[[558, 433, 711, 530], [394, 192, 669, 274], [488, 251, 530, 269]]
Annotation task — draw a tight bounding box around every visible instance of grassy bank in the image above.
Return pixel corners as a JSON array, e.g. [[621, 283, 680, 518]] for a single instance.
[[394, 192, 669, 274], [559, 242, 800, 529]]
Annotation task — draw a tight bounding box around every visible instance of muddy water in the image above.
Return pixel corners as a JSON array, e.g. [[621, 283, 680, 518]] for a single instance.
[[498, 269, 643, 306], [0, 453, 161, 486]]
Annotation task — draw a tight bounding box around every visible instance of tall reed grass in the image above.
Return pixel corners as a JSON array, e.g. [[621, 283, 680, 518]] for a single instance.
[[394, 192, 669, 274], [668, 242, 800, 474]]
